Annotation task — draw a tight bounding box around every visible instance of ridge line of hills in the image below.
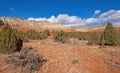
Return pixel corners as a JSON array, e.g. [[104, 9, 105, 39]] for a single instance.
[[0, 17, 120, 32]]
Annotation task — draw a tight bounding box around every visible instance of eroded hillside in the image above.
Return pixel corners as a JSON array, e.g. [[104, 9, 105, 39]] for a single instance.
[[0, 17, 75, 32]]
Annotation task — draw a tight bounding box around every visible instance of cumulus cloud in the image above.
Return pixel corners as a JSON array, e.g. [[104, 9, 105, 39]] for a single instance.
[[28, 14, 85, 27], [28, 9, 120, 27], [48, 14, 85, 26], [85, 18, 98, 24], [94, 10, 101, 15], [99, 10, 120, 24], [9, 8, 15, 12], [28, 17, 47, 21]]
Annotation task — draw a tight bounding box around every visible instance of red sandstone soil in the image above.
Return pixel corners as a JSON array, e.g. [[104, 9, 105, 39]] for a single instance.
[[0, 39, 120, 73]]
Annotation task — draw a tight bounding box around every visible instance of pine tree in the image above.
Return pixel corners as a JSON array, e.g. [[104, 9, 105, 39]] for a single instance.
[[0, 24, 23, 53], [100, 23, 119, 45]]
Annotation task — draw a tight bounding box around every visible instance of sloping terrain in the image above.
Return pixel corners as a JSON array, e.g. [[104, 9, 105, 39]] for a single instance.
[[1, 17, 120, 33], [0, 17, 120, 73], [0, 17, 75, 32], [93, 26, 120, 32], [74, 24, 120, 32]]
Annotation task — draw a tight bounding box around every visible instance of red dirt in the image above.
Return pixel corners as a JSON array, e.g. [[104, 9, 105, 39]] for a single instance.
[[21, 39, 120, 73], [0, 39, 120, 73]]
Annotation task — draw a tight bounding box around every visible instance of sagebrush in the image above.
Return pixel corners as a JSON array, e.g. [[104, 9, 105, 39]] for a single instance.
[[5, 48, 46, 73]]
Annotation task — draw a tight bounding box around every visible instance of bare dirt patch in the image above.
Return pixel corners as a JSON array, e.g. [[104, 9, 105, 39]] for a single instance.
[[0, 39, 120, 73]]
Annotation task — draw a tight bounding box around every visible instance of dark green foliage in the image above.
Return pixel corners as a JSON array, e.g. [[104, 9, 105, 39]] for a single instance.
[[53, 31, 95, 44], [44, 30, 50, 36], [52, 23, 119, 46], [19, 30, 50, 41], [67, 32, 89, 40], [5, 48, 46, 73], [53, 31, 101, 44], [25, 30, 40, 39], [88, 32, 102, 45], [100, 23, 119, 45], [53, 31, 69, 43], [118, 33, 120, 46], [0, 24, 23, 54], [18, 32, 29, 42]]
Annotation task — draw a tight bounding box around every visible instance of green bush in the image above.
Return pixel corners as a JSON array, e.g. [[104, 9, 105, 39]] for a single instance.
[[26, 30, 39, 39], [67, 32, 88, 40], [118, 33, 120, 46], [88, 32, 102, 45], [19, 32, 29, 42], [0, 24, 23, 54], [52, 23, 119, 46], [100, 23, 119, 45], [53, 31, 69, 43], [44, 30, 50, 36], [19, 30, 50, 41], [53, 31, 92, 43]]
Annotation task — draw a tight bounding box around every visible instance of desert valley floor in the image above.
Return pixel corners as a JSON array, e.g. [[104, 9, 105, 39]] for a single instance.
[[0, 39, 120, 73]]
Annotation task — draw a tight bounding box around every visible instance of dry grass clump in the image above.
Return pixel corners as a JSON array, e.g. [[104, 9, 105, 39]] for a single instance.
[[4, 47, 47, 73], [72, 59, 79, 64]]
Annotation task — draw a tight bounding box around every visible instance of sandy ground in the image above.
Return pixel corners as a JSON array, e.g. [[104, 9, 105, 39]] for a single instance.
[[0, 39, 120, 73]]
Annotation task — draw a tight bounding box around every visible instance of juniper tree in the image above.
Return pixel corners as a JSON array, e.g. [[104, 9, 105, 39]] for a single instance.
[[0, 24, 23, 53], [100, 23, 119, 45]]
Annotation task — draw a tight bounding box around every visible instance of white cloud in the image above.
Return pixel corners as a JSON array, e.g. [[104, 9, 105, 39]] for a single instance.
[[47, 16, 57, 23], [28, 14, 86, 27], [99, 10, 120, 23], [9, 8, 15, 12], [48, 14, 85, 25], [94, 10, 101, 15], [85, 18, 98, 24], [28, 9, 120, 27], [108, 10, 120, 22], [28, 17, 47, 21]]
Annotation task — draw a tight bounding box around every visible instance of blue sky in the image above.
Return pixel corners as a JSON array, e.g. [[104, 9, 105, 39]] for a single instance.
[[0, 0, 120, 27]]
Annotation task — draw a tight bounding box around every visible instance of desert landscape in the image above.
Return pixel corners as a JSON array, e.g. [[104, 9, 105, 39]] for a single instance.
[[0, 17, 120, 73], [0, 0, 120, 73], [23, 39, 120, 73]]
